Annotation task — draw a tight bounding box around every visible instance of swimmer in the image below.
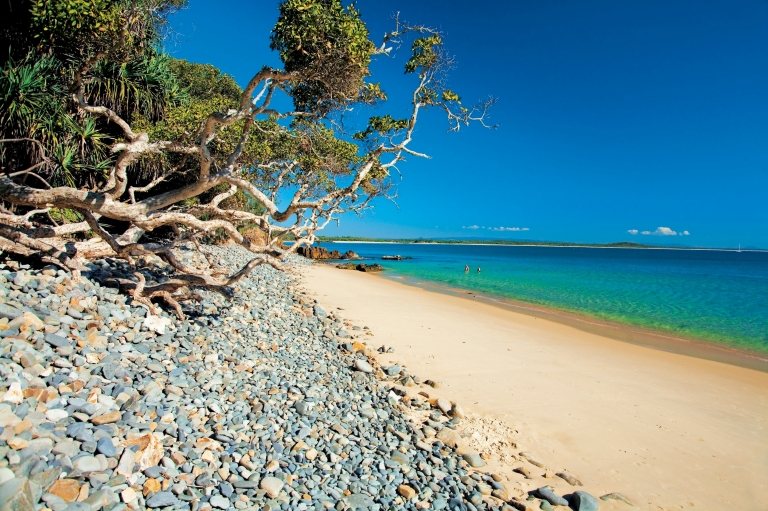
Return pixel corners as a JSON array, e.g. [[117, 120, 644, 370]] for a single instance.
[[464, 265, 469, 272], [477, 267, 481, 273]]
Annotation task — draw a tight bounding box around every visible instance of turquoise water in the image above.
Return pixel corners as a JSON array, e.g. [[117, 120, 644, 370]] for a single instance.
[[319, 243, 768, 354]]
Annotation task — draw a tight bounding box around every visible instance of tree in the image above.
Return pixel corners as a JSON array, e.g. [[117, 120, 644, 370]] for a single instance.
[[0, 0, 494, 318]]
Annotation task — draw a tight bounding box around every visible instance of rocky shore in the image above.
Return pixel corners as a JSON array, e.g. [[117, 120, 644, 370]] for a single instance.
[[0, 245, 607, 511]]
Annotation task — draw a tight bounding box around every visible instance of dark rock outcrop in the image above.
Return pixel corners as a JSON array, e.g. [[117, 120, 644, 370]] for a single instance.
[[356, 263, 384, 272], [341, 250, 360, 259], [297, 246, 342, 259]]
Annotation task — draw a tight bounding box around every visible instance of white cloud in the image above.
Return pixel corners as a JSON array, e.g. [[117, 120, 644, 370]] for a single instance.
[[488, 226, 527, 232], [464, 225, 529, 232], [635, 226, 688, 236]]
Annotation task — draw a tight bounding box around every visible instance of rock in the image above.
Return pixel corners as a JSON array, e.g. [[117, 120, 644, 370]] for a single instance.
[[145, 491, 178, 508], [344, 494, 375, 509], [121, 487, 137, 504], [340, 251, 360, 260], [513, 466, 532, 478], [0, 469, 13, 486], [1, 383, 22, 405], [462, 452, 485, 468], [450, 402, 465, 418], [123, 433, 164, 470], [90, 410, 121, 425], [313, 305, 327, 319], [571, 491, 600, 511], [259, 477, 283, 498], [44, 333, 70, 348], [385, 364, 402, 376], [297, 246, 342, 260], [209, 495, 230, 509], [47, 479, 81, 502], [556, 472, 582, 486], [7, 437, 29, 450], [0, 304, 22, 320], [143, 314, 171, 334], [96, 437, 116, 457], [353, 359, 373, 373], [435, 427, 461, 448], [115, 449, 136, 477], [536, 487, 568, 506], [45, 409, 68, 422], [436, 398, 452, 415], [0, 477, 35, 511], [294, 401, 313, 416], [521, 451, 544, 468], [73, 456, 101, 473], [600, 493, 633, 506], [398, 485, 417, 500], [0, 409, 20, 428], [356, 263, 384, 272]]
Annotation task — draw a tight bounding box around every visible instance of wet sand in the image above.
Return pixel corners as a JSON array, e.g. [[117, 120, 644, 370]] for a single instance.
[[300, 263, 768, 510]]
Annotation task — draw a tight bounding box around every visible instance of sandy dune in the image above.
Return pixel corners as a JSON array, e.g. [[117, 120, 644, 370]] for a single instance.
[[300, 264, 768, 511]]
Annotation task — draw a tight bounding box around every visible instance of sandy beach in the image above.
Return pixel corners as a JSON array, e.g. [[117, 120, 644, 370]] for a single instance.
[[300, 263, 768, 510]]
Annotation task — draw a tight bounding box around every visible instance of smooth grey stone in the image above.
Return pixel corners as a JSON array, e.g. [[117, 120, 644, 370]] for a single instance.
[[231, 480, 259, 489], [353, 360, 372, 373], [145, 491, 179, 508], [385, 365, 401, 376], [537, 487, 568, 506], [73, 456, 101, 473], [96, 437, 116, 457], [44, 333, 70, 348], [571, 491, 600, 511], [462, 452, 485, 468], [209, 495, 230, 509], [0, 304, 22, 320], [294, 401, 313, 416]]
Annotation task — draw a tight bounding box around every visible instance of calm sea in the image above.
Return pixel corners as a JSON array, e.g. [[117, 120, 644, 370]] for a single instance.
[[319, 243, 768, 355]]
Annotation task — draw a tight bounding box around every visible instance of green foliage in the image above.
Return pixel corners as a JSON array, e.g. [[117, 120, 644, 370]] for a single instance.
[[353, 115, 410, 141], [0, 0, 186, 189], [270, 0, 375, 112], [29, 0, 121, 49], [404, 35, 442, 75]]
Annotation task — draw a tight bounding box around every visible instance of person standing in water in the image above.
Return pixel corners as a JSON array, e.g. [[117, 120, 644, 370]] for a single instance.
[[465, 265, 469, 272], [477, 267, 481, 273]]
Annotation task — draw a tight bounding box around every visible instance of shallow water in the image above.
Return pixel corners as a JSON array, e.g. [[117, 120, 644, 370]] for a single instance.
[[320, 243, 768, 354]]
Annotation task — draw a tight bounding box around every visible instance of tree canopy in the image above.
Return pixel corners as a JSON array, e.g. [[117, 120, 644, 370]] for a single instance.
[[0, 0, 494, 316]]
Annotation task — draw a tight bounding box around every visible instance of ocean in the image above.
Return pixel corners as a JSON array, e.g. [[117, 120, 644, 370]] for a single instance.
[[318, 243, 768, 355]]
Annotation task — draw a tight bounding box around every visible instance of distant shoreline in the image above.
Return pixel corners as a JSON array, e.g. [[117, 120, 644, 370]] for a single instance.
[[318, 238, 764, 252]]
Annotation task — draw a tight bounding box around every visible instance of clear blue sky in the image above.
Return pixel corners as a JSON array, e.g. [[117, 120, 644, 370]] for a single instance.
[[168, 0, 768, 248]]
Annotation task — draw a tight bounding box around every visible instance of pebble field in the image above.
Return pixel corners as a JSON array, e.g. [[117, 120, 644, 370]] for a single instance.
[[0, 244, 605, 511]]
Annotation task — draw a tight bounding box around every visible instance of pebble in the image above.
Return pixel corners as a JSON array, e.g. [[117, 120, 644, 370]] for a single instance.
[[571, 491, 600, 511], [145, 491, 178, 508], [463, 452, 486, 468], [259, 476, 284, 498], [536, 487, 568, 506], [557, 471, 583, 486], [353, 358, 373, 373]]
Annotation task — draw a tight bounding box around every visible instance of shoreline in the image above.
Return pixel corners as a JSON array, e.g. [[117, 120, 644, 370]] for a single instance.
[[321, 240, 762, 252], [301, 262, 768, 510], [372, 268, 768, 373]]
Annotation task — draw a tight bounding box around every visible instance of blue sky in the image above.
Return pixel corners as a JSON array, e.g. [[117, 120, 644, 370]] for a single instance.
[[168, 1, 768, 248]]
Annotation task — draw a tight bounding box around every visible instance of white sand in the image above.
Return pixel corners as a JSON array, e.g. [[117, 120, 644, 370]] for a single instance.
[[300, 264, 768, 510]]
